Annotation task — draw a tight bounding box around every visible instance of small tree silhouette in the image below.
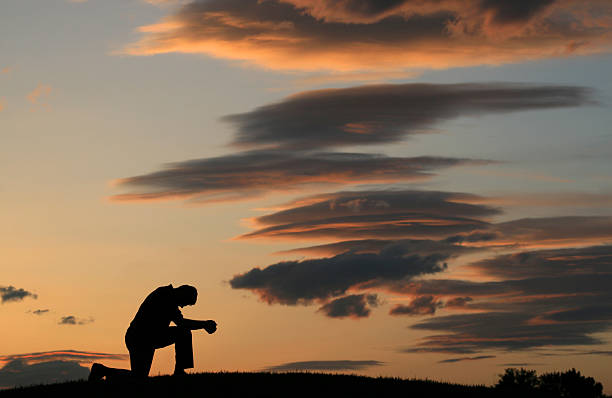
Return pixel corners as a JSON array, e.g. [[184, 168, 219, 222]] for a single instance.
[[496, 368, 605, 398], [539, 368, 604, 398]]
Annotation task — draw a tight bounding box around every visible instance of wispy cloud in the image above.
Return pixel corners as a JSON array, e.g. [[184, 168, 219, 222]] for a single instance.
[[0, 350, 127, 365], [26, 84, 52, 105]]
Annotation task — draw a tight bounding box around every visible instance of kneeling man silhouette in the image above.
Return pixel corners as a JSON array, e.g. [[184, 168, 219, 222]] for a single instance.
[[89, 284, 217, 380]]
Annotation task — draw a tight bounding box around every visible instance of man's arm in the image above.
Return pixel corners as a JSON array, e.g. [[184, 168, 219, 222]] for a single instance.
[[175, 318, 217, 334]]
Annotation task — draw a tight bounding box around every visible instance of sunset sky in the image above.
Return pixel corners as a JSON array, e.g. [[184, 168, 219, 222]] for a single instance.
[[2, 0, 612, 390]]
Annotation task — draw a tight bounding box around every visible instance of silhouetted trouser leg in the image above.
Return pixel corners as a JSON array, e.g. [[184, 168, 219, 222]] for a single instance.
[[125, 326, 193, 377]]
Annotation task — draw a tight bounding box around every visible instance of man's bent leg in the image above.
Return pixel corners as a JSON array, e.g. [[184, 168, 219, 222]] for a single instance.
[[153, 326, 194, 373]]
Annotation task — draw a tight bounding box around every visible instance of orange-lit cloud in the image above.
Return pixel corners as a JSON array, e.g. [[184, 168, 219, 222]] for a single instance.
[[239, 190, 499, 241], [123, 0, 612, 72], [243, 190, 612, 248]]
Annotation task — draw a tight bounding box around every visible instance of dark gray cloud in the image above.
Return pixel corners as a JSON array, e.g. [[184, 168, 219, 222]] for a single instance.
[[0, 360, 89, 388], [125, 0, 612, 71], [318, 294, 380, 318], [230, 248, 448, 305], [470, 244, 612, 279], [112, 152, 485, 204], [225, 83, 591, 150], [438, 355, 496, 364], [264, 360, 384, 372], [240, 190, 499, 241], [486, 216, 612, 249], [0, 350, 128, 389], [0, 285, 37, 303], [282, 0, 557, 24], [479, 0, 556, 24], [389, 295, 442, 316], [397, 245, 612, 353], [59, 316, 94, 325]]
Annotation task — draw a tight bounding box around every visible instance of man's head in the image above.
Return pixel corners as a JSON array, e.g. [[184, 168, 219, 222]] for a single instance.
[[175, 285, 197, 307]]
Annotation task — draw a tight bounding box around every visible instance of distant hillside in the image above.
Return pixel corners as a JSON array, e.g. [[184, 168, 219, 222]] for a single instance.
[[1, 371, 608, 398]]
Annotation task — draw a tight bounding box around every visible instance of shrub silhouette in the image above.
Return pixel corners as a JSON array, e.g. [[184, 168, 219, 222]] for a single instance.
[[496, 367, 605, 398]]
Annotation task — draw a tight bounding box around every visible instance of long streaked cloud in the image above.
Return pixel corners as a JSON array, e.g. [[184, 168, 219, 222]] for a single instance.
[[124, 0, 612, 71], [239, 190, 612, 247], [481, 216, 612, 249], [263, 360, 384, 372], [229, 248, 448, 306], [28, 309, 50, 315], [0, 286, 37, 304], [111, 82, 591, 205], [239, 190, 500, 241], [224, 83, 591, 150], [111, 153, 485, 204], [393, 245, 612, 353], [0, 350, 128, 365], [438, 355, 496, 364]]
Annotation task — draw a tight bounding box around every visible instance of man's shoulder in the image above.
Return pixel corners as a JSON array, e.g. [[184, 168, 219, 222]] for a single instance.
[[144, 284, 174, 303], [154, 284, 173, 293]]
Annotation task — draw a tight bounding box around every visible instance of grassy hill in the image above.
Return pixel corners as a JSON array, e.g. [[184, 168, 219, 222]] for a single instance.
[[1, 371, 609, 398], [0, 371, 500, 398]]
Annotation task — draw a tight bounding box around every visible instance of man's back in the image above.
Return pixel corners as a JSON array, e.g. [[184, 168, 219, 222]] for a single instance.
[[129, 285, 183, 334]]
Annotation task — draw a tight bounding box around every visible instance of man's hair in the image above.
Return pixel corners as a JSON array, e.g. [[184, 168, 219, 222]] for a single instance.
[[176, 285, 198, 305]]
